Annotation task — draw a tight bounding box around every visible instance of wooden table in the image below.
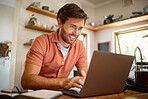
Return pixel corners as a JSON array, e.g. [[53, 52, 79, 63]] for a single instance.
[[57, 90, 148, 99]]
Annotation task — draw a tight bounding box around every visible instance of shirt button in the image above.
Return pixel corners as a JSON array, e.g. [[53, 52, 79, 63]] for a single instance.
[[62, 61, 64, 65]]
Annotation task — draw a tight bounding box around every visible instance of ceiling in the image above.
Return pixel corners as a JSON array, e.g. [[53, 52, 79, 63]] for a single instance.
[[0, 0, 16, 7], [81, 0, 118, 8]]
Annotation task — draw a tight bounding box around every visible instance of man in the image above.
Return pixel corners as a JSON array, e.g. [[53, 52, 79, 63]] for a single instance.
[[21, 3, 88, 90]]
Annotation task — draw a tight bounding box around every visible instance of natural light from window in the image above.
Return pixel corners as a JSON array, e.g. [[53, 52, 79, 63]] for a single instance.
[[116, 29, 148, 62], [78, 34, 87, 48]]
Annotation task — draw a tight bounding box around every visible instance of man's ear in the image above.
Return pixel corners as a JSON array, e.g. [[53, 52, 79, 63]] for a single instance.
[[57, 18, 62, 28]]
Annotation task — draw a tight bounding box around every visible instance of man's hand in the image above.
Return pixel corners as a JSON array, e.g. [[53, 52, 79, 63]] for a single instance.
[[62, 70, 86, 89]]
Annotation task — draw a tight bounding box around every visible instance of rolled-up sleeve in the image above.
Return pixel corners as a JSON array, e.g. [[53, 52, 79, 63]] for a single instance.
[[25, 36, 45, 67]]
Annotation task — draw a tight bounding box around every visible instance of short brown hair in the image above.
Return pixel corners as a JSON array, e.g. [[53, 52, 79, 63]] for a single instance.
[[57, 3, 87, 24]]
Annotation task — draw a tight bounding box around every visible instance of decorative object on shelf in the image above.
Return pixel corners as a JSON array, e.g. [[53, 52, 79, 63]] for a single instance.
[[104, 14, 123, 24], [112, 15, 123, 21], [42, 24, 48, 28], [50, 10, 55, 13], [104, 14, 114, 24], [131, 11, 143, 17], [47, 25, 51, 29], [143, 5, 148, 14], [29, 2, 41, 8], [42, 6, 49, 11], [28, 14, 37, 25], [90, 22, 96, 27], [51, 25, 58, 30]]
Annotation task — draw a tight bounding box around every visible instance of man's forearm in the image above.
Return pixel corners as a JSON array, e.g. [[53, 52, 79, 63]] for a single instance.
[[21, 74, 65, 90], [21, 74, 85, 90]]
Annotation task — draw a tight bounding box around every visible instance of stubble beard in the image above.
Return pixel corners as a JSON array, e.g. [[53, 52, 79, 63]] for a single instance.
[[60, 27, 78, 45]]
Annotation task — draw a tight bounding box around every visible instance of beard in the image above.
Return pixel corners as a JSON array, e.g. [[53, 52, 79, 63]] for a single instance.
[[60, 27, 78, 44]]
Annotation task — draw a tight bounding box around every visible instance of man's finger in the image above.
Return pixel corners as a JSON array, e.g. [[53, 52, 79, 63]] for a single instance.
[[73, 83, 82, 89], [78, 79, 84, 85]]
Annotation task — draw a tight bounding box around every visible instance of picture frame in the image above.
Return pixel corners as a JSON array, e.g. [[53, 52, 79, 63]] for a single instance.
[[98, 41, 111, 52]]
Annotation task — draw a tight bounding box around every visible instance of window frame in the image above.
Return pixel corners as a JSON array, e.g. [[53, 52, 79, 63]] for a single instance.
[[80, 33, 87, 51], [114, 26, 148, 54]]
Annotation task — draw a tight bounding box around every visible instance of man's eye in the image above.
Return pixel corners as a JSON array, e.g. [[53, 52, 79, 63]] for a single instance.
[[78, 27, 83, 30], [70, 25, 75, 28]]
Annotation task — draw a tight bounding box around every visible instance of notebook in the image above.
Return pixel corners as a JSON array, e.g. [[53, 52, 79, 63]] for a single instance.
[[62, 51, 135, 97], [0, 90, 63, 99]]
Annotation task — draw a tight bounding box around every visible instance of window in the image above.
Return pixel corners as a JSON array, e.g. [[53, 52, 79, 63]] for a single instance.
[[115, 26, 148, 62], [78, 33, 87, 50]]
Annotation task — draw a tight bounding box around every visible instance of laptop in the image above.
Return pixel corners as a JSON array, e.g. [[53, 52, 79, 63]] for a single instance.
[[62, 51, 135, 97]]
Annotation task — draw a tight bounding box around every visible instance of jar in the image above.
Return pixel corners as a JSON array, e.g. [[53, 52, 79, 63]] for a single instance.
[[135, 65, 148, 87]]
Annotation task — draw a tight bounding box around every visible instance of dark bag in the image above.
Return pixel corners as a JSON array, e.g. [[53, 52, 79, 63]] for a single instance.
[[0, 43, 9, 57]]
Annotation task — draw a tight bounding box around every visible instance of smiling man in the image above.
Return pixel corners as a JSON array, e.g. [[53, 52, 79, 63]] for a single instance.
[[21, 3, 88, 90]]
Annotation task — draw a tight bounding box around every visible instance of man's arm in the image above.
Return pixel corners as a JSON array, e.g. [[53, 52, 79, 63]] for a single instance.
[[21, 63, 86, 90], [77, 67, 88, 76], [77, 67, 88, 84]]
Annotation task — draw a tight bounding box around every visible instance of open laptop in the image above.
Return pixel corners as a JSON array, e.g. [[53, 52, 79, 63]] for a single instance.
[[62, 51, 135, 97]]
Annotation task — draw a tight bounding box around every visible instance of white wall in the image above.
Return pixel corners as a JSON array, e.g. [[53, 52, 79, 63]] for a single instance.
[[0, 3, 14, 90], [12, 0, 96, 89], [0, 3, 13, 41]]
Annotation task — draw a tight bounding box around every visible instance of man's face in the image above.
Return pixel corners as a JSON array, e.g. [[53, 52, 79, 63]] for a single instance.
[[59, 17, 84, 45]]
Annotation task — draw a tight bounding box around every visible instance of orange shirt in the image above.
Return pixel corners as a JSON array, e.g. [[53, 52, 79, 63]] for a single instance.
[[26, 30, 88, 78]]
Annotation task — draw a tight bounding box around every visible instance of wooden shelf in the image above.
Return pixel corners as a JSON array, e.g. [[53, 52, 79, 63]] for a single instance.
[[26, 6, 94, 31], [25, 24, 55, 33], [84, 24, 96, 31], [93, 14, 148, 31], [24, 42, 32, 46], [26, 6, 148, 31], [26, 6, 57, 19]]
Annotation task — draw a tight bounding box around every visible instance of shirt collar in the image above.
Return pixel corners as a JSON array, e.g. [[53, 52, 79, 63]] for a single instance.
[[51, 30, 58, 43]]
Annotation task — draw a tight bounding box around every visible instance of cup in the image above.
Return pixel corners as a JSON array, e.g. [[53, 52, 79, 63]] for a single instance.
[[42, 24, 47, 28]]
